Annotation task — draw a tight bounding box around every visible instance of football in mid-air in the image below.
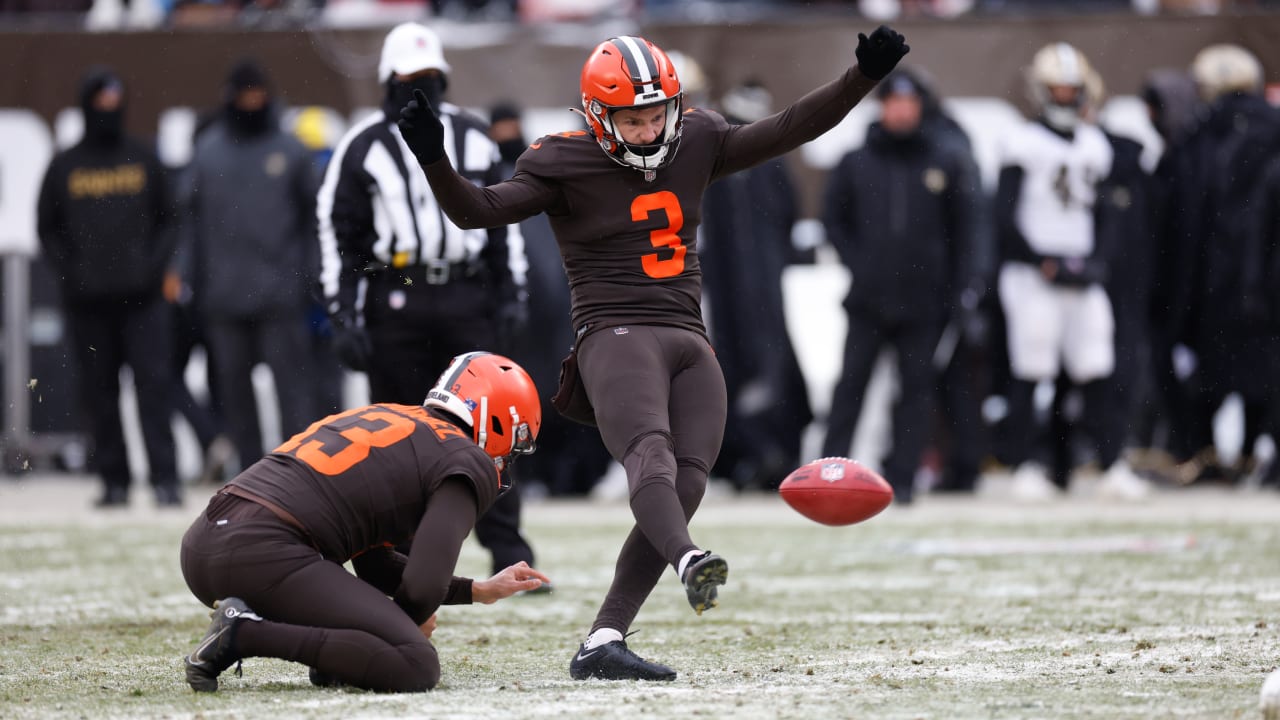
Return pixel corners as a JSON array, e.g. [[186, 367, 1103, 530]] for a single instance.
[[778, 457, 894, 526]]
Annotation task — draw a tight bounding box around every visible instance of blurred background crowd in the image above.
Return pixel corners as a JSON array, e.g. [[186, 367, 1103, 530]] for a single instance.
[[2, 0, 1280, 30], [2, 2, 1279, 512]]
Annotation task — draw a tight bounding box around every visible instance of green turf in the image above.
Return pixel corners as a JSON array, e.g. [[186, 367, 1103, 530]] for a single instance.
[[1, 490, 1277, 719]]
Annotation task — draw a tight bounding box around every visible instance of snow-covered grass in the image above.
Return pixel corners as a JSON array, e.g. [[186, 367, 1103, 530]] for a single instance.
[[0, 478, 1278, 719]]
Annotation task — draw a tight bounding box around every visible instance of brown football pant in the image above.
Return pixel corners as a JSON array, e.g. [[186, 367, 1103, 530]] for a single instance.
[[577, 324, 727, 634], [179, 493, 438, 692]]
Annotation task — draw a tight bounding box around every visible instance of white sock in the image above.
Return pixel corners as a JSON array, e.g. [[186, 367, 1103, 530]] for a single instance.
[[583, 628, 624, 650], [677, 549, 703, 580]]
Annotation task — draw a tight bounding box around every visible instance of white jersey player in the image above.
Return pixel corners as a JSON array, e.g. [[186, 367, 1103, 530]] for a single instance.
[[995, 42, 1149, 500]]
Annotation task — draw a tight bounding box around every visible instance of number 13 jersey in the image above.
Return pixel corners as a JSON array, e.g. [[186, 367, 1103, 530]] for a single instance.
[[228, 403, 500, 563]]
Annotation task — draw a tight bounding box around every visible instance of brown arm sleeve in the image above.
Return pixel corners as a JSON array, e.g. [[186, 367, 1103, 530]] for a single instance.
[[392, 476, 480, 625], [423, 160, 559, 230], [715, 66, 878, 180]]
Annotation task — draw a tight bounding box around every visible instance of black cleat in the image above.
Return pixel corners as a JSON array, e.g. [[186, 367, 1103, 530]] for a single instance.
[[154, 484, 183, 508], [309, 666, 342, 688], [681, 551, 728, 616], [569, 639, 677, 681], [93, 486, 128, 509], [185, 597, 262, 692]]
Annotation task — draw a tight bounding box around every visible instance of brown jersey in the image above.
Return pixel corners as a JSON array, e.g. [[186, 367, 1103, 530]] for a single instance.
[[423, 66, 877, 337], [227, 403, 500, 563]]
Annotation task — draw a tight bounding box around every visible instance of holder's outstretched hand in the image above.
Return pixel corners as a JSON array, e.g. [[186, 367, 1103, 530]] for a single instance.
[[471, 561, 552, 604]]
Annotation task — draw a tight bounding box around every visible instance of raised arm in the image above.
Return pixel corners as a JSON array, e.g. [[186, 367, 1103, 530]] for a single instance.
[[715, 26, 908, 179], [398, 90, 558, 229]]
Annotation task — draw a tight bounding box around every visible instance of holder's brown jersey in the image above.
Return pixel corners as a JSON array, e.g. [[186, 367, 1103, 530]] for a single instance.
[[423, 66, 877, 337], [227, 403, 500, 563]]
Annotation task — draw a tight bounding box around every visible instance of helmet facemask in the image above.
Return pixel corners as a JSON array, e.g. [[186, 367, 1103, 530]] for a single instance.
[[587, 96, 683, 178], [474, 396, 538, 474]]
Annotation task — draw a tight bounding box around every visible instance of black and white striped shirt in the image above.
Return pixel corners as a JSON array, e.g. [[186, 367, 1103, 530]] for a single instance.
[[316, 104, 526, 315]]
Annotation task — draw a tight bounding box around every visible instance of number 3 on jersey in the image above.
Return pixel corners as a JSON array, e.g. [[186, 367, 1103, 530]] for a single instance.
[[632, 190, 686, 279]]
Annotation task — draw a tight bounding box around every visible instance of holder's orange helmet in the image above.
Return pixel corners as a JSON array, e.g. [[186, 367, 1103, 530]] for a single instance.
[[424, 352, 540, 473], [580, 36, 683, 176]]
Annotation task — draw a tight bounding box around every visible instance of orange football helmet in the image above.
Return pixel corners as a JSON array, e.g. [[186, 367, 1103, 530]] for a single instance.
[[579, 35, 683, 177], [424, 352, 541, 472]]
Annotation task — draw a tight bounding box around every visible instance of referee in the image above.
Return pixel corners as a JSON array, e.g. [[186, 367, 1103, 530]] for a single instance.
[[317, 22, 535, 577]]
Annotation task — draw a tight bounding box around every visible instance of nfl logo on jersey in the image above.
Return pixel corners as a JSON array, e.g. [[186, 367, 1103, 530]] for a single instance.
[[820, 462, 846, 483]]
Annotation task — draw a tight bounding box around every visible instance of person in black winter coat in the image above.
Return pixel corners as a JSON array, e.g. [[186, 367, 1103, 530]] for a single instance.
[[916, 70, 994, 495], [178, 59, 320, 473], [37, 66, 180, 508], [1245, 157, 1280, 488], [1168, 45, 1280, 485], [1136, 69, 1204, 475], [820, 69, 985, 503]]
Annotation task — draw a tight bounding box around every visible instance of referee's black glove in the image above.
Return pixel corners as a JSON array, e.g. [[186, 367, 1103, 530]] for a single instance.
[[497, 296, 530, 341], [398, 88, 447, 166], [855, 25, 910, 81], [330, 312, 372, 373]]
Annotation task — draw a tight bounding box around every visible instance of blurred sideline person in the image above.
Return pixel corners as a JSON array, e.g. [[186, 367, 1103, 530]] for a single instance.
[[994, 43, 1149, 501], [914, 70, 995, 496], [163, 267, 233, 485], [820, 68, 984, 504], [1079, 70, 1154, 484], [1245, 139, 1280, 489], [397, 27, 909, 679], [488, 100, 612, 497], [1168, 44, 1280, 486], [1133, 68, 1204, 479], [37, 66, 181, 508], [180, 352, 550, 693], [292, 107, 350, 419], [900, 67, 995, 496], [701, 78, 813, 492], [178, 59, 320, 474], [317, 23, 537, 576], [1042, 68, 1155, 492]]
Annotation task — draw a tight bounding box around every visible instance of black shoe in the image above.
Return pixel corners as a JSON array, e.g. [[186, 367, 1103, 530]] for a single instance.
[[154, 484, 183, 508], [199, 435, 236, 485], [1262, 461, 1280, 489], [309, 666, 342, 688], [93, 486, 128, 508], [681, 551, 728, 616], [185, 598, 262, 692], [569, 639, 676, 681]]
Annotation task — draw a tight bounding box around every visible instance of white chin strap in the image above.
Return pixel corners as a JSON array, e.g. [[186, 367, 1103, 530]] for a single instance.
[[476, 396, 489, 451]]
